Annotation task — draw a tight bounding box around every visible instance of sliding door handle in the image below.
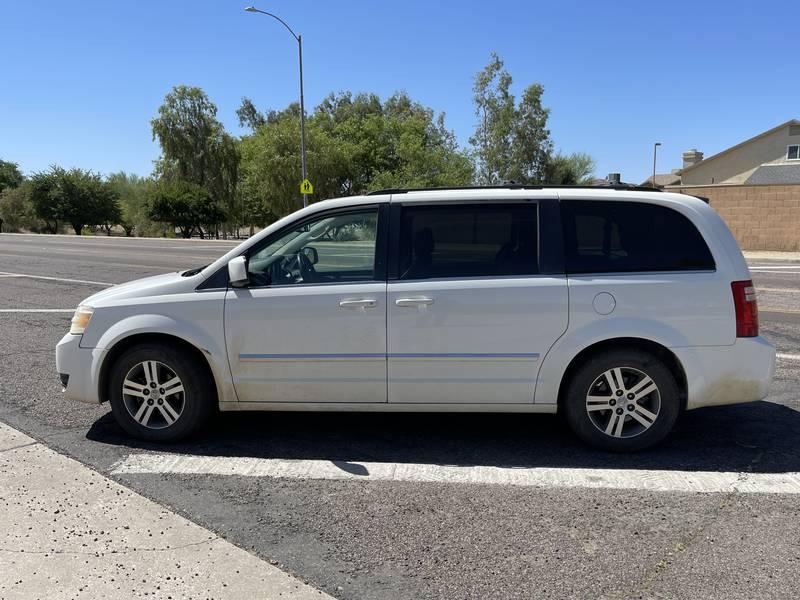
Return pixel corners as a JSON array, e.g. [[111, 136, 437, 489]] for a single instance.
[[339, 298, 377, 309], [395, 297, 434, 307]]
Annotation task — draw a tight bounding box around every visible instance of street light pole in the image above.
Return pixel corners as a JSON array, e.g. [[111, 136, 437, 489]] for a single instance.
[[652, 142, 661, 189], [298, 34, 307, 205], [245, 6, 308, 207]]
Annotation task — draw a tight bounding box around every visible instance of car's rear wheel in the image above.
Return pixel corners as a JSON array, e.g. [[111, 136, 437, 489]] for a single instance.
[[108, 343, 214, 442], [563, 349, 680, 451]]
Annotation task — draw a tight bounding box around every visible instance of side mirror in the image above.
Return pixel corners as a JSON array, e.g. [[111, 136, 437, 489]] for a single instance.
[[301, 246, 319, 265], [228, 256, 249, 288]]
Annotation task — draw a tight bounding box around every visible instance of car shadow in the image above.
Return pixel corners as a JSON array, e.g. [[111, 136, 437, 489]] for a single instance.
[[86, 400, 800, 474]]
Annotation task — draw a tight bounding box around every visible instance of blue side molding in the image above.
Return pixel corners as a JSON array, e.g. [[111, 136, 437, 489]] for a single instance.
[[240, 352, 540, 361]]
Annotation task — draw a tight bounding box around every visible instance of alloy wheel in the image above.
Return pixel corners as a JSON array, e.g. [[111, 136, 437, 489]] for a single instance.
[[122, 360, 185, 430], [585, 366, 661, 439]]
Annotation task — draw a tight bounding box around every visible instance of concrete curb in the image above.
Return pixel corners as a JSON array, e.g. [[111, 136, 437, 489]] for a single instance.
[[0, 421, 332, 600]]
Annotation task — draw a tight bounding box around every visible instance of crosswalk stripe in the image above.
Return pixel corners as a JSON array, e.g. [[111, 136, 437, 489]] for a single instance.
[[110, 454, 800, 495]]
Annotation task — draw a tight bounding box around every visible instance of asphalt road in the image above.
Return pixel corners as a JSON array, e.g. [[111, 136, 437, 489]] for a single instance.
[[1, 232, 799, 600]]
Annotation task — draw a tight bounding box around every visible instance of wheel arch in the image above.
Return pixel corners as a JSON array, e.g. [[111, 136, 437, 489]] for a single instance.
[[98, 332, 220, 405], [555, 337, 688, 413]]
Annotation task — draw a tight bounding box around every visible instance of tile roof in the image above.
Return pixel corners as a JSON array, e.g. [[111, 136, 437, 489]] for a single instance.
[[744, 164, 800, 185], [640, 173, 682, 187]]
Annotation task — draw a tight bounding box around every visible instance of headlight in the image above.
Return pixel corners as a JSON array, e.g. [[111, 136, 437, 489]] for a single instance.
[[69, 305, 94, 335]]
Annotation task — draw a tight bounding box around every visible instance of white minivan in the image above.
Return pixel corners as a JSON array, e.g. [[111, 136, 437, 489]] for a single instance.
[[56, 186, 776, 451]]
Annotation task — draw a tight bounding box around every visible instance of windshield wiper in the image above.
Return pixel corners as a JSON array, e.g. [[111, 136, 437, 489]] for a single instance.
[[181, 265, 208, 277]]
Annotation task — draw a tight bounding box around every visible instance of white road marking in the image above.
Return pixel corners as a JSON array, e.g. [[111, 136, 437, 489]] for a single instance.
[[0, 309, 73, 313], [777, 353, 800, 362], [110, 454, 800, 494], [751, 270, 800, 275], [750, 265, 800, 269], [757, 287, 800, 294], [0, 271, 114, 286]]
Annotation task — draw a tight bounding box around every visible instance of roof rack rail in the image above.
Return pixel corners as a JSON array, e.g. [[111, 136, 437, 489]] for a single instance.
[[366, 184, 661, 196]]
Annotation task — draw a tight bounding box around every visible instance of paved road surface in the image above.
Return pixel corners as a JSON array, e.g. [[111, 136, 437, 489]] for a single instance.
[[1, 233, 799, 599]]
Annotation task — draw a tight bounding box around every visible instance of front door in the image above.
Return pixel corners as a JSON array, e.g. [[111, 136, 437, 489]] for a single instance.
[[387, 201, 568, 404], [225, 206, 387, 403]]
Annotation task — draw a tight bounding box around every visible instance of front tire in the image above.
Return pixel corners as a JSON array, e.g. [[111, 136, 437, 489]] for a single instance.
[[563, 349, 680, 452], [108, 343, 214, 442]]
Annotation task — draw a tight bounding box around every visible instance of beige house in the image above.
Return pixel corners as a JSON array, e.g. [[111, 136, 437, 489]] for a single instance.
[[641, 120, 800, 250], [680, 120, 800, 185]]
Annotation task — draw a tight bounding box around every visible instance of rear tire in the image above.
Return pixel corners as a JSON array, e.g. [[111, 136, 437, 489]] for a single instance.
[[563, 349, 680, 452], [108, 343, 214, 442]]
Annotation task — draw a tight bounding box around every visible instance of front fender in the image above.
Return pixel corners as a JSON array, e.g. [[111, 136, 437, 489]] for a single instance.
[[533, 316, 692, 405], [90, 313, 234, 406]]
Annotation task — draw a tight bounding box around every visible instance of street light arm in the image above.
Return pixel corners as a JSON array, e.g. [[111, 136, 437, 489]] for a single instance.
[[244, 7, 300, 41]]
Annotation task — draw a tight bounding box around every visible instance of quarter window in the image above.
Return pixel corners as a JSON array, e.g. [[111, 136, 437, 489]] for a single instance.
[[397, 204, 539, 280], [561, 200, 715, 274], [788, 145, 800, 160]]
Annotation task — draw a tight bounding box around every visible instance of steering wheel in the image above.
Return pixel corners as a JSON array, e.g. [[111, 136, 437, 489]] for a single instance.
[[297, 250, 317, 283]]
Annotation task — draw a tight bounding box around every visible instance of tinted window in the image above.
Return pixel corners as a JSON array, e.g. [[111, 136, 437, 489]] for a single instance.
[[398, 204, 539, 280], [561, 201, 715, 274]]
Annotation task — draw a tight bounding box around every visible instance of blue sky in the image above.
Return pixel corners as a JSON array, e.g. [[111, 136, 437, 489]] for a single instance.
[[1, 0, 797, 184]]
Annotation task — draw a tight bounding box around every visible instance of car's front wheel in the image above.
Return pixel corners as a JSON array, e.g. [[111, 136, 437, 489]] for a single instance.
[[563, 349, 680, 452], [108, 343, 214, 442]]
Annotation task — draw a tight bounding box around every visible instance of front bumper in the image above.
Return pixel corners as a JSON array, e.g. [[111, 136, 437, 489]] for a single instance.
[[55, 333, 104, 404], [675, 336, 776, 410]]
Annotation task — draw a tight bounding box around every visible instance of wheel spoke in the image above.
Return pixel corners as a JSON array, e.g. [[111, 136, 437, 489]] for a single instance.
[[142, 361, 159, 386], [161, 376, 184, 397], [122, 379, 146, 398], [629, 374, 656, 397], [605, 412, 624, 437], [634, 404, 658, 422], [602, 368, 626, 394], [138, 404, 155, 426], [629, 409, 655, 429], [157, 404, 176, 425], [132, 400, 155, 425], [161, 399, 180, 422], [586, 395, 614, 411], [612, 368, 626, 392]]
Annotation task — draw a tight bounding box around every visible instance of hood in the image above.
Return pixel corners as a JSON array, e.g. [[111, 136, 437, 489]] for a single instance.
[[82, 271, 202, 308]]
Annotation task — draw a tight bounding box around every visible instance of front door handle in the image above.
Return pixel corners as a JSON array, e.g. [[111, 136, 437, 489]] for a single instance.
[[339, 298, 377, 309], [395, 297, 434, 307]]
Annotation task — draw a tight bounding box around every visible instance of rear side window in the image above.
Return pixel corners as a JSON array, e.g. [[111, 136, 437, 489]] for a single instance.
[[561, 200, 715, 274], [398, 204, 539, 280]]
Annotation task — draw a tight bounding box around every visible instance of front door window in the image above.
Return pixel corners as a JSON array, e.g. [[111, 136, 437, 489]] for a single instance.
[[247, 209, 379, 287]]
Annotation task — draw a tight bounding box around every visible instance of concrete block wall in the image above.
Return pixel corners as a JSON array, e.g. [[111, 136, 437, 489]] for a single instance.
[[665, 184, 800, 251]]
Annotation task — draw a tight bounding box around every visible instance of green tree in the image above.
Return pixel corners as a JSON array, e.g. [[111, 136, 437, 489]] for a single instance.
[[28, 167, 120, 235], [0, 182, 38, 232], [151, 86, 239, 231], [236, 97, 267, 132], [107, 172, 156, 236], [544, 152, 596, 185], [148, 180, 226, 238], [0, 159, 24, 195], [240, 105, 348, 222], [240, 91, 473, 223], [470, 53, 553, 184], [27, 169, 61, 233]]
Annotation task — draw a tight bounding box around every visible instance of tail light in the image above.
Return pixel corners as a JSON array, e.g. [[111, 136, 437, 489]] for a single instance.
[[731, 280, 758, 337]]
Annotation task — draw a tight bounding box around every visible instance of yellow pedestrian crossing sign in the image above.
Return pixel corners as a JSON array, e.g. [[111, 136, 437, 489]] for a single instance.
[[300, 179, 313, 195]]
